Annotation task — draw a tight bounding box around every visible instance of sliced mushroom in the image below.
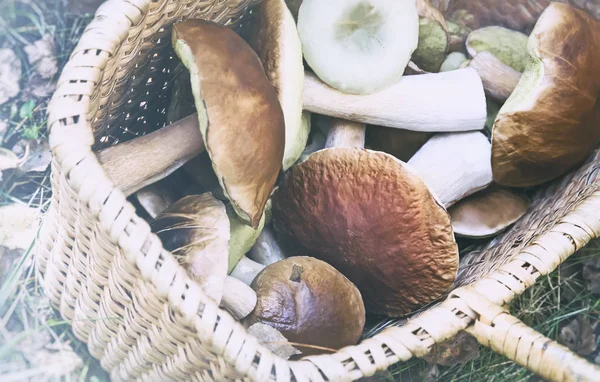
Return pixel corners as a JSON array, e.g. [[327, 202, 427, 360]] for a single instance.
[[297, 0, 419, 95], [245, 256, 366, 355], [172, 19, 285, 227], [412, 0, 449, 73], [273, 125, 458, 316], [466, 26, 528, 72], [408, 132, 492, 208], [468, 51, 522, 102], [247, 0, 309, 170], [303, 68, 486, 132], [449, 185, 530, 239], [151, 194, 257, 319], [492, 3, 600, 187]]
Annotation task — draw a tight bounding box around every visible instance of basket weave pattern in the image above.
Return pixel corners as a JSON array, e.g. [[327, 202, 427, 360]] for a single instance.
[[39, 0, 600, 380]]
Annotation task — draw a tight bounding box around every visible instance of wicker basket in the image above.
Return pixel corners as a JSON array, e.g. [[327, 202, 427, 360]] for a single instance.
[[38, 0, 600, 381]]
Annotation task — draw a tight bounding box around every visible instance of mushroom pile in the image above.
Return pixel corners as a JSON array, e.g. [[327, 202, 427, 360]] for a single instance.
[[96, 0, 600, 357]]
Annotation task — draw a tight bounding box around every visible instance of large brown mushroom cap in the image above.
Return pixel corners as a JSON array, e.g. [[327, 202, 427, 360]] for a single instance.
[[491, 3, 600, 187], [172, 20, 285, 228], [272, 148, 458, 316], [245, 256, 365, 355]]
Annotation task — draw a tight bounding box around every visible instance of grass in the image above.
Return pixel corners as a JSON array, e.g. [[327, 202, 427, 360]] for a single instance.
[[0, 1, 598, 381]]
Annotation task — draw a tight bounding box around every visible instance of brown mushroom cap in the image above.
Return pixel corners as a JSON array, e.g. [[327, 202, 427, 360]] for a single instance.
[[151, 194, 229, 303], [172, 19, 285, 228], [491, 3, 600, 187], [245, 256, 365, 355], [247, 0, 308, 171], [272, 148, 458, 316], [449, 185, 530, 239]]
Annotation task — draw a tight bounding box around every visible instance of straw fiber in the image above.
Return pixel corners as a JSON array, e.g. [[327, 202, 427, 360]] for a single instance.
[[39, 0, 600, 381]]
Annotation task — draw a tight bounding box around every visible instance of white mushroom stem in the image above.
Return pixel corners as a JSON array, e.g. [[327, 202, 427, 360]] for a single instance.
[[97, 114, 203, 197], [325, 118, 366, 149], [303, 68, 486, 132], [229, 256, 266, 286], [408, 131, 492, 208], [468, 51, 522, 102], [247, 227, 286, 266], [220, 276, 257, 320]]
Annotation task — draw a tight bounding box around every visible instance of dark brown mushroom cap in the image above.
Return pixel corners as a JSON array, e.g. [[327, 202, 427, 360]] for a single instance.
[[491, 3, 600, 187], [172, 19, 285, 228], [449, 185, 530, 239], [151, 194, 229, 304], [245, 256, 365, 355], [272, 148, 458, 316]]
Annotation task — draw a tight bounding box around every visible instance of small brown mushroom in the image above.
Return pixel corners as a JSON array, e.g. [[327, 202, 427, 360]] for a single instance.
[[492, 3, 600, 187], [449, 185, 530, 239], [245, 256, 366, 355]]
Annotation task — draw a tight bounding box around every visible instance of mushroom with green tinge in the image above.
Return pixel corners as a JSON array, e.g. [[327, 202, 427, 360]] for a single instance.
[[412, 0, 449, 73], [439, 51, 468, 72], [245, 256, 366, 355], [171, 19, 285, 228], [247, 0, 310, 170], [150, 194, 257, 320], [272, 119, 459, 316], [466, 26, 529, 72], [297, 0, 419, 95], [449, 185, 530, 239], [492, 3, 600, 187]]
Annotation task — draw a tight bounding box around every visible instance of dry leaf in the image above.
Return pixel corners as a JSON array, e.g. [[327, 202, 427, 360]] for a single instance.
[[0, 49, 22, 106], [423, 331, 480, 366], [558, 315, 598, 357], [0, 203, 40, 251], [248, 323, 301, 360], [24, 34, 58, 79]]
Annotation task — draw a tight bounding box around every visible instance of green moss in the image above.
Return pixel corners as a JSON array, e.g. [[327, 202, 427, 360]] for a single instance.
[[467, 26, 529, 72], [412, 17, 448, 72]]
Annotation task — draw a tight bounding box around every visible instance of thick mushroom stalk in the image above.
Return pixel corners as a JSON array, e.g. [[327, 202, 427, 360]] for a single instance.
[[221, 277, 258, 320], [247, 227, 287, 266], [408, 132, 492, 208], [303, 68, 486, 132], [229, 256, 266, 286]]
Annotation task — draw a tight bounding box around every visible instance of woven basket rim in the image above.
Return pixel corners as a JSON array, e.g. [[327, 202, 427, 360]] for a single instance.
[[44, 0, 600, 380]]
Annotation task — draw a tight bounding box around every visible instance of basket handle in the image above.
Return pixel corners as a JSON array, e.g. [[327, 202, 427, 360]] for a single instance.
[[453, 286, 600, 382]]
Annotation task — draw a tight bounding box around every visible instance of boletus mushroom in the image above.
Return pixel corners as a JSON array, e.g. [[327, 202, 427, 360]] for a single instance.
[[297, 0, 419, 95], [273, 119, 459, 316], [412, 0, 449, 73], [150, 194, 257, 319], [245, 256, 366, 355], [247, 0, 310, 170], [449, 185, 530, 239], [491, 3, 600, 187]]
